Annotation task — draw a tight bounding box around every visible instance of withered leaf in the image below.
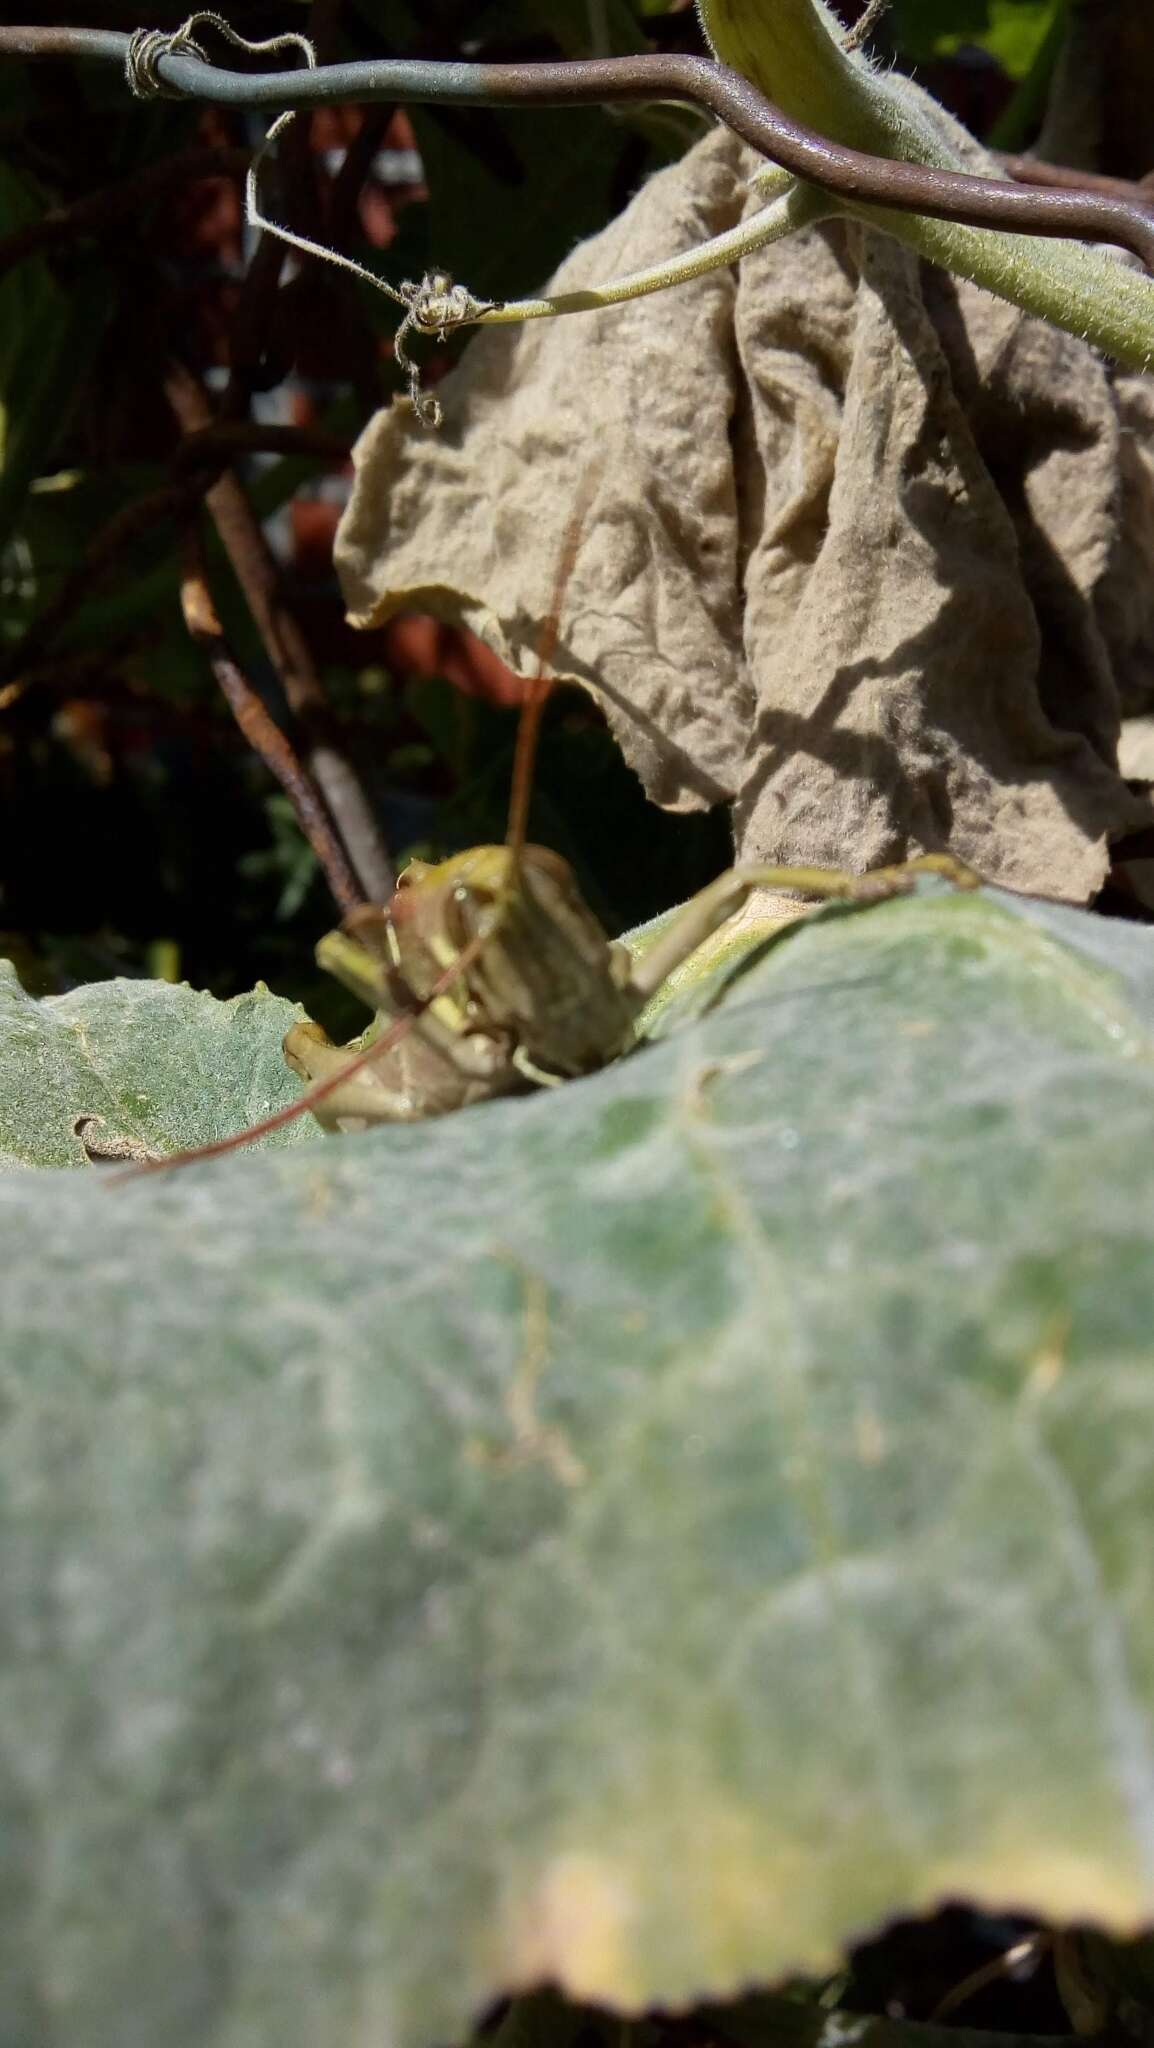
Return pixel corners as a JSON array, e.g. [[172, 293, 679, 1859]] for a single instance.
[[336, 120, 1154, 900]]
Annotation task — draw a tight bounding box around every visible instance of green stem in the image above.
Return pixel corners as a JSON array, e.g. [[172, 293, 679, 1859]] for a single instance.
[[475, 175, 827, 326], [697, 0, 1154, 372], [699, 0, 881, 141]]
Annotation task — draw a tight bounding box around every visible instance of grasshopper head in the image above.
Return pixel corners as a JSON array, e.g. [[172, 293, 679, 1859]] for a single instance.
[[396, 843, 513, 907], [392, 845, 517, 957], [390, 843, 637, 1074]]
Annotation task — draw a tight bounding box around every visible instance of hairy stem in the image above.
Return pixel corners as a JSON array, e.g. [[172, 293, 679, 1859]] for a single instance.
[[698, 0, 1154, 368], [475, 175, 827, 325]]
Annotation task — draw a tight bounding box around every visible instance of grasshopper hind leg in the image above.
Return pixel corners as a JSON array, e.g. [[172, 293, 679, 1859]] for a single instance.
[[846, 851, 982, 898], [626, 851, 982, 1003]]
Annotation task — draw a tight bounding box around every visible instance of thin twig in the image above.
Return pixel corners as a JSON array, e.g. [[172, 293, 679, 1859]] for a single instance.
[[164, 360, 395, 904], [5, 31, 1154, 267], [179, 535, 365, 916], [843, 0, 890, 56], [172, 421, 352, 472]]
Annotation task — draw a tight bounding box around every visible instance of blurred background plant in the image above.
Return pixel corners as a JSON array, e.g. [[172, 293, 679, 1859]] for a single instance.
[[1, 0, 1148, 1034]]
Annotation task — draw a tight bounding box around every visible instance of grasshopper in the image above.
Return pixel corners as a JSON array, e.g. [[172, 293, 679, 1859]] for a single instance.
[[131, 491, 979, 1174]]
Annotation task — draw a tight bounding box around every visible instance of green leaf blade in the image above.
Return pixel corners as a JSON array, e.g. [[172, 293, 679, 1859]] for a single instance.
[[0, 963, 306, 1167], [2, 889, 1154, 2043]]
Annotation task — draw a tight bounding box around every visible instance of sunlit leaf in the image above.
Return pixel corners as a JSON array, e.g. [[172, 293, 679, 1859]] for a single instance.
[[2, 885, 1154, 2041]]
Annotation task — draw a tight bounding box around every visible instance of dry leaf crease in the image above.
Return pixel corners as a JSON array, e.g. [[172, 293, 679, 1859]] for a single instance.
[[335, 120, 1154, 899]]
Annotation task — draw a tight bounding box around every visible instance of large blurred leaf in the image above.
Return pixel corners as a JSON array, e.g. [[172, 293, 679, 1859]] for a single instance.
[[892, 0, 1060, 76], [2, 885, 1154, 2045]]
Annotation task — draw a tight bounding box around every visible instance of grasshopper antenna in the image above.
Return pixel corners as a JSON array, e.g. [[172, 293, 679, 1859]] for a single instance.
[[111, 931, 490, 1182], [505, 465, 601, 863]]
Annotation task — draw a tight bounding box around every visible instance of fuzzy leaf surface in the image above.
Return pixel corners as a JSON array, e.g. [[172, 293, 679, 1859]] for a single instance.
[[0, 962, 305, 1168], [2, 888, 1154, 2046]]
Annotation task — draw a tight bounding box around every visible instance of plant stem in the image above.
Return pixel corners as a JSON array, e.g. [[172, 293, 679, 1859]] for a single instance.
[[179, 539, 365, 918], [164, 362, 395, 906], [475, 177, 828, 326], [698, 0, 1154, 368]]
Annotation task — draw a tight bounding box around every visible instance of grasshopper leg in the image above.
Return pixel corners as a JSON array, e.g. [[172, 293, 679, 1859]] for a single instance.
[[626, 852, 982, 1002], [282, 1020, 427, 1127], [316, 923, 510, 1084]]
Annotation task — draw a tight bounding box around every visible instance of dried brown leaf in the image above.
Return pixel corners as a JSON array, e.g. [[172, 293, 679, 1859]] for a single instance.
[[336, 124, 1154, 900]]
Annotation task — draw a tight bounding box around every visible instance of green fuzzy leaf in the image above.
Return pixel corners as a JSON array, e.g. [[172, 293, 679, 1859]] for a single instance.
[[2, 886, 1154, 2045], [0, 963, 306, 1168]]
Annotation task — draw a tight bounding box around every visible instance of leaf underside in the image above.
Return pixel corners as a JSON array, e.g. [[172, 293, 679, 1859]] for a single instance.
[[2, 884, 1154, 2048]]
